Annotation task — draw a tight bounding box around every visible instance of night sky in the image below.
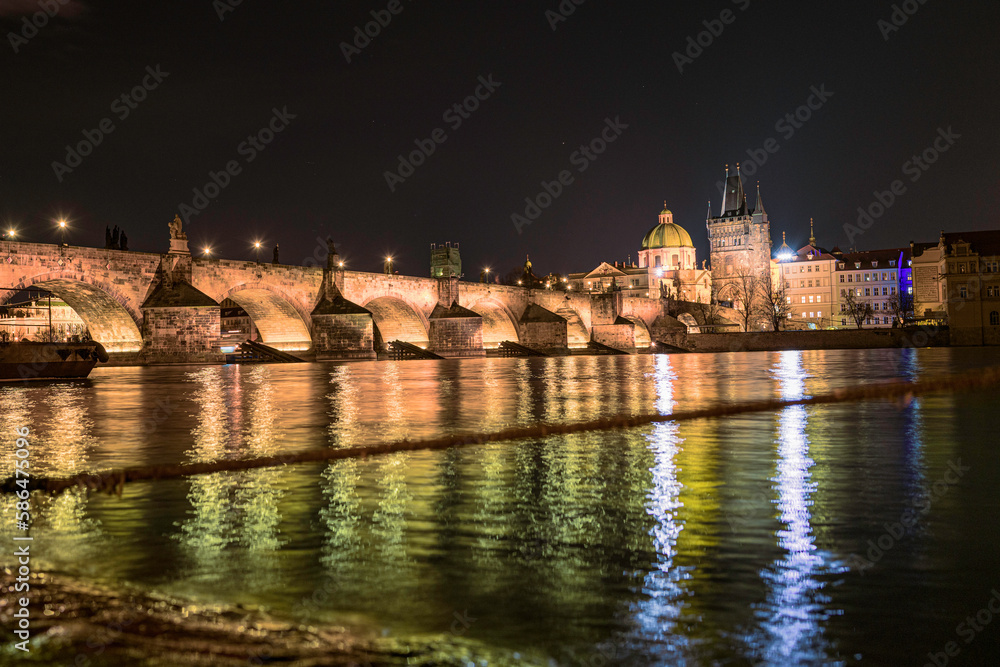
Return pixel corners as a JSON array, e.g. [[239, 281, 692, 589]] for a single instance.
[[3, 1, 998, 278]]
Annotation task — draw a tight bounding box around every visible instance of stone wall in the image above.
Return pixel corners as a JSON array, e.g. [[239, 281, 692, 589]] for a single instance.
[[591, 323, 635, 350], [429, 317, 485, 358], [141, 306, 222, 363], [311, 313, 376, 360]]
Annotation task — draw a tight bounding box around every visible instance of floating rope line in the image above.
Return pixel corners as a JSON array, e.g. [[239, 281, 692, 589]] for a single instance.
[[5, 366, 1000, 497]]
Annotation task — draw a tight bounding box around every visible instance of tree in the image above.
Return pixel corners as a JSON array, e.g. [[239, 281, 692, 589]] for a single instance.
[[722, 264, 765, 332], [760, 268, 792, 331], [887, 289, 913, 328], [841, 289, 874, 329]]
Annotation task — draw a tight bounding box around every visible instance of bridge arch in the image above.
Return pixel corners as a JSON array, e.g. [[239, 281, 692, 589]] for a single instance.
[[468, 298, 519, 348], [2, 272, 143, 352], [555, 307, 589, 348], [363, 296, 430, 349], [217, 283, 313, 351]]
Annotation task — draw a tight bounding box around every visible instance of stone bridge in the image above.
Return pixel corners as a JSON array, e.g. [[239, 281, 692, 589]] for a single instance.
[[0, 241, 697, 362]]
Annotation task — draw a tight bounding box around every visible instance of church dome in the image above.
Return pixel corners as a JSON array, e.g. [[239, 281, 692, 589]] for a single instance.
[[641, 215, 694, 249]]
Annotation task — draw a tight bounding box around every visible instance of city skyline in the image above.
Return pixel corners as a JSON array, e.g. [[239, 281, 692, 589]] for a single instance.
[[3, 2, 997, 277]]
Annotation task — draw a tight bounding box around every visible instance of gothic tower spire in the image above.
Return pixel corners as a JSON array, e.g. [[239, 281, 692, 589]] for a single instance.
[[809, 218, 817, 247]]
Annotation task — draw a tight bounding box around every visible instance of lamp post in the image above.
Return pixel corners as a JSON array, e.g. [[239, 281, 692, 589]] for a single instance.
[[253, 241, 262, 264], [384, 255, 394, 275], [56, 219, 68, 245], [203, 246, 212, 258]]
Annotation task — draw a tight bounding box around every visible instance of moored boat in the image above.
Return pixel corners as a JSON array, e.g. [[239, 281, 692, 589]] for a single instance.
[[0, 341, 109, 381]]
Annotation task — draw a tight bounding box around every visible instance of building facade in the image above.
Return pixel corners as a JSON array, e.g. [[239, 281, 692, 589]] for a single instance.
[[569, 206, 711, 303], [911, 230, 1000, 345], [833, 248, 911, 328]]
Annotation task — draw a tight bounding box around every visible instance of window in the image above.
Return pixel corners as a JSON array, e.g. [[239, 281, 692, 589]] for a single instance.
[[818, 310, 823, 318], [786, 296, 791, 303], [807, 265, 813, 272], [959, 286, 968, 299], [842, 318, 847, 326], [809, 295, 814, 303], [785, 281, 790, 288], [991, 311, 999, 326], [855, 262, 861, 269], [808, 280, 813, 288], [840, 275, 845, 283], [654, 256, 661, 267], [891, 286, 896, 295], [865, 273, 871, 281], [784, 266, 790, 274], [801, 297, 806, 303], [838, 262, 845, 269], [865, 288, 871, 296], [988, 286, 997, 298], [855, 274, 861, 282], [848, 275, 853, 283], [800, 281, 805, 288], [817, 295, 822, 303], [959, 263, 968, 273], [889, 260, 896, 267], [883, 316, 890, 325], [801, 312, 807, 318], [883, 287, 889, 295]]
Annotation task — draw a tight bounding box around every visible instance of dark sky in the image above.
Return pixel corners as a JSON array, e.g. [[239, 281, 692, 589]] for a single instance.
[[3, 1, 998, 278]]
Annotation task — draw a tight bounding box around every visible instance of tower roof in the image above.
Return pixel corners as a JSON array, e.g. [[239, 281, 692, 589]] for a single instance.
[[641, 207, 694, 249], [721, 164, 747, 217], [754, 182, 766, 217]]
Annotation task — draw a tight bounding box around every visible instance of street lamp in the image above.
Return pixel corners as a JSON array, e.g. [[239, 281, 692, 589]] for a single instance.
[[253, 241, 262, 263], [56, 218, 68, 245], [384, 255, 394, 275], [203, 246, 212, 257]]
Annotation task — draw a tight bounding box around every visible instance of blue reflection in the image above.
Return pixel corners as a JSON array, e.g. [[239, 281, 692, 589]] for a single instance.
[[629, 355, 691, 656], [749, 351, 841, 666]]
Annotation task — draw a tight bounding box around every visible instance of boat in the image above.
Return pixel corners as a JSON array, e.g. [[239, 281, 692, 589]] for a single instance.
[[0, 340, 109, 381]]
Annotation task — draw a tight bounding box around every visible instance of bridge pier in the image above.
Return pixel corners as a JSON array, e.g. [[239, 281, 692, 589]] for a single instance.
[[589, 292, 635, 350], [141, 254, 223, 363], [428, 277, 484, 358], [310, 249, 377, 360]]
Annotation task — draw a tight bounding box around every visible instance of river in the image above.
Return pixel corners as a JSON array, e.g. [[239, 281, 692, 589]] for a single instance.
[[2, 348, 999, 665]]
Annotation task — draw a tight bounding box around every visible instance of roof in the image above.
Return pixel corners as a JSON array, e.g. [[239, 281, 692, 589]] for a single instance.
[[912, 230, 1000, 258], [834, 248, 910, 271], [641, 221, 694, 249], [142, 281, 218, 308]]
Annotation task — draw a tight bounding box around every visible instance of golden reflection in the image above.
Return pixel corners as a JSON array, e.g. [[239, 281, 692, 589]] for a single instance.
[[0, 387, 98, 543], [175, 366, 287, 587]]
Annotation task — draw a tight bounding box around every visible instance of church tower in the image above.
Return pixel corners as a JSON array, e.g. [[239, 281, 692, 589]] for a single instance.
[[706, 165, 773, 292]]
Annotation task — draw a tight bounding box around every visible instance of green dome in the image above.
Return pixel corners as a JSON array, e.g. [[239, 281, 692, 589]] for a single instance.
[[641, 221, 694, 250]]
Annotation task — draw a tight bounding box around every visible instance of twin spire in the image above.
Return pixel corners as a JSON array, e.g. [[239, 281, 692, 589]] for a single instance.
[[720, 164, 766, 217]]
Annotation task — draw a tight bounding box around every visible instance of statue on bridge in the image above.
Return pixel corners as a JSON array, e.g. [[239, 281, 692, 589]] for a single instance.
[[272, 244, 280, 264], [169, 214, 188, 240]]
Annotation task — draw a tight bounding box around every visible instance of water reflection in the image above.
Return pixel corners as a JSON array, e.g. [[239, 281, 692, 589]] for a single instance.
[[748, 351, 838, 665], [175, 366, 287, 590], [629, 355, 691, 656]]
